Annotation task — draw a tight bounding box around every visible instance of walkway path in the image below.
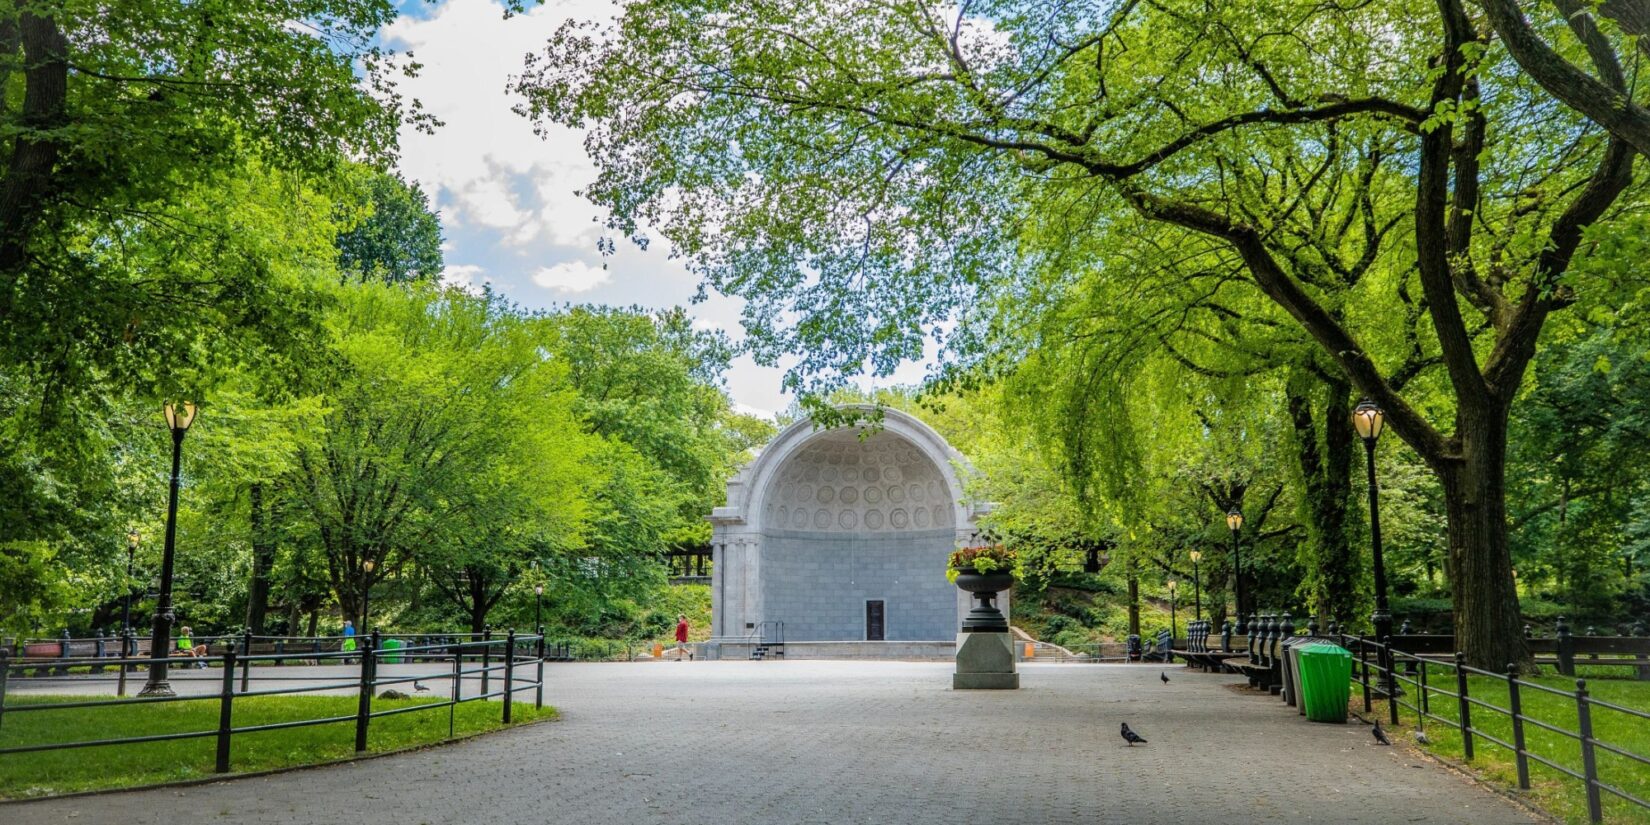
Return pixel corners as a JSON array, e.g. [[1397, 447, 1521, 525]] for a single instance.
[[6, 662, 1539, 825]]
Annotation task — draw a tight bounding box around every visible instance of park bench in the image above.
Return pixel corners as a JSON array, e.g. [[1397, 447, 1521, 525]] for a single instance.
[[10, 635, 127, 677], [1172, 620, 1250, 672], [1143, 628, 1173, 662], [1386, 619, 1650, 680], [1229, 614, 1297, 693]]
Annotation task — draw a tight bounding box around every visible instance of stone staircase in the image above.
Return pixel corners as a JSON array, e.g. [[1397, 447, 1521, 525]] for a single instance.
[[1009, 627, 1082, 661]]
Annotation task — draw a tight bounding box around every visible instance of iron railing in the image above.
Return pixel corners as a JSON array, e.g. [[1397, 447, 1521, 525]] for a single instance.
[[1344, 635, 1650, 824], [0, 630, 546, 776]]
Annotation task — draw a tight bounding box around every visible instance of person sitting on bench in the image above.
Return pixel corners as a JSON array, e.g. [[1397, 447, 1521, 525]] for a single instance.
[[173, 626, 209, 668]]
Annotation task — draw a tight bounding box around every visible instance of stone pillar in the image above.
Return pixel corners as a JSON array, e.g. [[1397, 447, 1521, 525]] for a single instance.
[[954, 632, 1018, 689], [710, 541, 725, 637]]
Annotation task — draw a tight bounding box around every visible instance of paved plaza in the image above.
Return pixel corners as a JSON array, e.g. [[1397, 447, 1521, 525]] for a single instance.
[[5, 661, 1539, 825]]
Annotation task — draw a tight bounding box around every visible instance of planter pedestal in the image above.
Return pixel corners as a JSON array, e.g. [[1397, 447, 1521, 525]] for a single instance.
[[954, 632, 1019, 689]]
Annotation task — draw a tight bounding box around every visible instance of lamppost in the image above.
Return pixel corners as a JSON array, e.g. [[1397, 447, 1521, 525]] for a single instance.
[[534, 583, 544, 631], [1226, 508, 1246, 634], [1188, 549, 1203, 621], [122, 530, 140, 635], [139, 402, 196, 697], [1352, 398, 1397, 697], [1167, 580, 1178, 642], [361, 558, 376, 633]]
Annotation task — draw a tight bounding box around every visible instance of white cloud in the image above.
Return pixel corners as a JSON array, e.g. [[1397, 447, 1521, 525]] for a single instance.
[[533, 260, 610, 293], [441, 263, 490, 294], [379, 0, 942, 418], [382, 0, 613, 250]]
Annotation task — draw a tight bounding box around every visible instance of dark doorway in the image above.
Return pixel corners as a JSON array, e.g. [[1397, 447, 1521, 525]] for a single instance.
[[866, 600, 885, 641]]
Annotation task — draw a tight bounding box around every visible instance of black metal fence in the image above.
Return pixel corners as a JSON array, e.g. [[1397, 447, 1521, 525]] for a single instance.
[[1345, 635, 1650, 824], [0, 630, 546, 775]]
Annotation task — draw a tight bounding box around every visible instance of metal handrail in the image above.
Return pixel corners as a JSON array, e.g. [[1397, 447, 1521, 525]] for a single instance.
[[1344, 640, 1650, 824], [0, 630, 549, 775]]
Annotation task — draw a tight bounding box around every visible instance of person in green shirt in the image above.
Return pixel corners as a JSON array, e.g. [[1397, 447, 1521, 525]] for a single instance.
[[175, 626, 208, 669]]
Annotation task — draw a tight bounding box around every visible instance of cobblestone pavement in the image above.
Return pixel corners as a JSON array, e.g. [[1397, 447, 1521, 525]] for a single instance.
[[6, 661, 1540, 825]]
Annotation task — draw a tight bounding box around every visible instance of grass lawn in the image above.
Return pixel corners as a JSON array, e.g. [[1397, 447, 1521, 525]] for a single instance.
[[1354, 666, 1650, 824], [0, 693, 554, 799]]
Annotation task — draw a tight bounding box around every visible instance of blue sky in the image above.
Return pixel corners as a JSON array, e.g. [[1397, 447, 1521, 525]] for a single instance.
[[378, 0, 931, 418]]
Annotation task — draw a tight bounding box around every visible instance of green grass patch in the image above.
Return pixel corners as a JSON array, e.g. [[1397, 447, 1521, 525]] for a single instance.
[[0, 693, 554, 799], [1355, 668, 1650, 824]]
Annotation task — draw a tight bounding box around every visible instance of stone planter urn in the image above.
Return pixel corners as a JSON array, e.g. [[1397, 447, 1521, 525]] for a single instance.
[[953, 570, 1013, 633]]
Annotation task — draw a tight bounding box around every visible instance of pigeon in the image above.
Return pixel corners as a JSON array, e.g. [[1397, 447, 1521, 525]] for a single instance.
[[1372, 721, 1391, 745], [412, 680, 431, 693], [1160, 672, 1170, 684], [1413, 730, 1431, 746], [1121, 723, 1148, 746]]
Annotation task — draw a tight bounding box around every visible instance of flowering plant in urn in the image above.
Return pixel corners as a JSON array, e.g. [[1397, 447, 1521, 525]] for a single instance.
[[949, 545, 1015, 633], [946, 544, 1016, 583]]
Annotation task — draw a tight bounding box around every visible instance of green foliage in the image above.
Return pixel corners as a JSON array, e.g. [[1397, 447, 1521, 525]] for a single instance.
[[334, 170, 445, 284]]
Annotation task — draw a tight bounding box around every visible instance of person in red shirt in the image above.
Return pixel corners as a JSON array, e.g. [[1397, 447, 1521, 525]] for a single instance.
[[674, 614, 690, 660]]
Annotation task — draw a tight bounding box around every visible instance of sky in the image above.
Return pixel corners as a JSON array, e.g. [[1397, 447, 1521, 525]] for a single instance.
[[379, 0, 931, 419]]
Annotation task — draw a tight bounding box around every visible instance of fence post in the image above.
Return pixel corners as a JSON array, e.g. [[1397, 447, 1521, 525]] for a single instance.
[[1556, 616, 1576, 677], [1454, 652, 1474, 761], [92, 629, 106, 675], [0, 649, 9, 732], [1419, 657, 1429, 718], [503, 629, 515, 724], [449, 645, 461, 739], [217, 642, 237, 773], [481, 627, 492, 697], [1576, 679, 1605, 824], [124, 628, 136, 674], [1506, 663, 1530, 791], [116, 633, 129, 698], [1359, 636, 1373, 714], [536, 629, 546, 710], [1384, 637, 1399, 726], [354, 632, 377, 753]]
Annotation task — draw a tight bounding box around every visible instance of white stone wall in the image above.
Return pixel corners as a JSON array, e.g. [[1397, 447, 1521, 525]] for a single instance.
[[709, 407, 995, 642]]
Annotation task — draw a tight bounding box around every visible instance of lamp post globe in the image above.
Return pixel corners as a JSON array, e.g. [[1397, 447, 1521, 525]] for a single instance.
[[1353, 398, 1397, 697], [534, 583, 544, 631], [1167, 580, 1178, 642], [361, 558, 376, 633], [1226, 508, 1246, 634], [139, 402, 196, 697]]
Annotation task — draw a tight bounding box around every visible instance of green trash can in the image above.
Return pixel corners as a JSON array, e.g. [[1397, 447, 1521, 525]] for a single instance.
[[381, 637, 404, 664], [1296, 642, 1353, 723]]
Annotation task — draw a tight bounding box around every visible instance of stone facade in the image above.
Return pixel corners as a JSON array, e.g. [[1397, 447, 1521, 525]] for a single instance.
[[709, 407, 994, 643]]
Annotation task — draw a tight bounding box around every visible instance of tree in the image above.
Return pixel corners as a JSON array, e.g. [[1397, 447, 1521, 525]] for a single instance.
[[335, 170, 445, 285], [522, 0, 1648, 666], [534, 305, 759, 544], [0, 0, 417, 371], [1478, 0, 1650, 156], [282, 283, 595, 629]]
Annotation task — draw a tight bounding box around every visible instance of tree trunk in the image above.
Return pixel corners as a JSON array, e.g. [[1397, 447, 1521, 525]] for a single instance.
[[0, 2, 68, 286], [1126, 558, 1140, 637], [245, 483, 274, 633], [466, 568, 491, 634], [1287, 374, 1360, 626], [305, 607, 319, 637], [1443, 403, 1528, 669]]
